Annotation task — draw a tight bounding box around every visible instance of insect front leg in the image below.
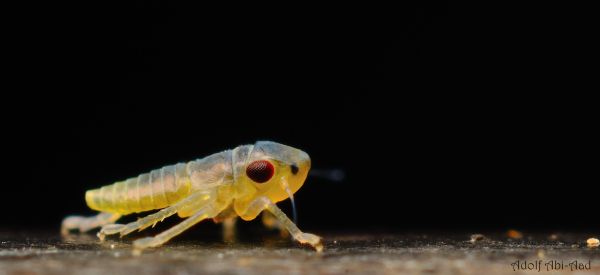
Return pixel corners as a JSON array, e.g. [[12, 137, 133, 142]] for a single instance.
[[61, 212, 121, 235], [98, 190, 211, 240], [266, 203, 323, 252], [240, 197, 323, 251], [261, 211, 289, 238]]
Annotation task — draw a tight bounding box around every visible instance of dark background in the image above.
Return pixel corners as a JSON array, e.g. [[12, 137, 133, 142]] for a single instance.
[[2, 2, 597, 233]]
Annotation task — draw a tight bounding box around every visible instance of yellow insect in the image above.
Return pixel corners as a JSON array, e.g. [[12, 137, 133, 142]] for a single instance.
[[61, 141, 322, 252]]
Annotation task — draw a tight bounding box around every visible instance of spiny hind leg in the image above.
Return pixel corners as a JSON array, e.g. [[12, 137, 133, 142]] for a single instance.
[[61, 212, 121, 235], [261, 211, 289, 238], [98, 191, 210, 240], [133, 205, 220, 252], [97, 207, 178, 241]]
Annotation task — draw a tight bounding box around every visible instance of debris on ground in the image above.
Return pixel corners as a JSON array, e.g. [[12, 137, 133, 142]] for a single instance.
[[587, 237, 599, 248], [2, 231, 600, 275], [470, 234, 486, 243], [507, 229, 523, 239]]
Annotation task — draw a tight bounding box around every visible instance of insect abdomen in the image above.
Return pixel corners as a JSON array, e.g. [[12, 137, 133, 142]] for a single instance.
[[85, 163, 192, 214]]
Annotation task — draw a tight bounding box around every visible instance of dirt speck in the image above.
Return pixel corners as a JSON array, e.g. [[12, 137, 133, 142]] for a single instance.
[[470, 234, 486, 243], [507, 230, 523, 239], [587, 237, 599, 248]]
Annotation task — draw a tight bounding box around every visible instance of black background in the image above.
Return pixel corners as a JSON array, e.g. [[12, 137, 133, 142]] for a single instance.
[[2, 2, 597, 233]]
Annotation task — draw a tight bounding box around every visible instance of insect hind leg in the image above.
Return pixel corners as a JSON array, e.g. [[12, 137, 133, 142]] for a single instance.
[[133, 204, 220, 252], [98, 190, 211, 240], [61, 212, 121, 235], [98, 204, 179, 240]]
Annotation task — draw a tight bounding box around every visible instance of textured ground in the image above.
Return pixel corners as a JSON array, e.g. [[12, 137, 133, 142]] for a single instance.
[[1, 229, 599, 275]]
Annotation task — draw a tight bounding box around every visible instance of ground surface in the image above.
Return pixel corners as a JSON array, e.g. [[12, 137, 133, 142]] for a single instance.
[[0, 229, 598, 275]]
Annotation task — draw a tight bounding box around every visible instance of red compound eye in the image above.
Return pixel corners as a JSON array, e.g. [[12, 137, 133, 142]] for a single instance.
[[246, 160, 275, 183]]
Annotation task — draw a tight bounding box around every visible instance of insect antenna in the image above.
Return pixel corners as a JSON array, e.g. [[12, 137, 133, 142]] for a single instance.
[[281, 178, 298, 225]]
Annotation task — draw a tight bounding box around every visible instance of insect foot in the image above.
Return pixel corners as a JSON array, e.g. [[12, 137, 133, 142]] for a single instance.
[[295, 233, 324, 252], [97, 224, 126, 241], [131, 237, 154, 256], [131, 237, 160, 255]]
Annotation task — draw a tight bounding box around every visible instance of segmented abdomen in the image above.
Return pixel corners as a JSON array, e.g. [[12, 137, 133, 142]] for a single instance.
[[85, 163, 192, 214]]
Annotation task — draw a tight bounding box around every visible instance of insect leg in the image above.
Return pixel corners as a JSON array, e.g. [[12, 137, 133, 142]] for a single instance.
[[132, 204, 220, 251], [221, 217, 237, 243], [61, 212, 121, 235], [212, 205, 238, 243], [266, 202, 323, 252], [98, 190, 211, 240], [261, 211, 289, 238], [239, 196, 323, 251]]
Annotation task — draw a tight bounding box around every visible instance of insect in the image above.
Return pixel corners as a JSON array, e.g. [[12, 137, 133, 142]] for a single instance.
[[61, 141, 322, 252]]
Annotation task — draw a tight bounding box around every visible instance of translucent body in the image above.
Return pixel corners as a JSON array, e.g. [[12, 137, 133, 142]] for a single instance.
[[85, 151, 232, 216], [62, 141, 321, 252]]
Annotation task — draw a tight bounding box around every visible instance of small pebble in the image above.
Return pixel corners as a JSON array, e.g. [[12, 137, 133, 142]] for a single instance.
[[470, 234, 485, 243], [537, 249, 545, 259], [587, 238, 599, 248], [507, 229, 523, 239]]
